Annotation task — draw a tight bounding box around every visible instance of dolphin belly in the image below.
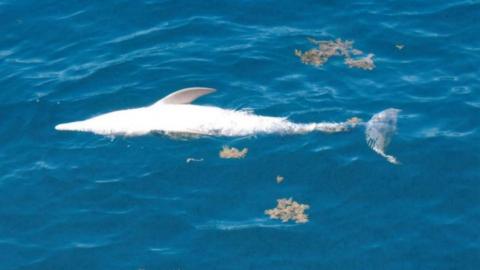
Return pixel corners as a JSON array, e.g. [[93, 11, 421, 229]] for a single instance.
[[157, 105, 293, 136]]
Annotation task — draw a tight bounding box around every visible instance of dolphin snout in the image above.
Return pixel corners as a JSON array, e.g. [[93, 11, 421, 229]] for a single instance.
[[55, 123, 69, 131], [55, 122, 80, 131]]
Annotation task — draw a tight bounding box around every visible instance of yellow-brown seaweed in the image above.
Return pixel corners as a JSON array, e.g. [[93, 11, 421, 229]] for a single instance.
[[295, 38, 375, 70], [344, 54, 375, 70], [219, 146, 248, 159], [346, 117, 362, 127], [265, 198, 309, 223], [295, 49, 330, 66]]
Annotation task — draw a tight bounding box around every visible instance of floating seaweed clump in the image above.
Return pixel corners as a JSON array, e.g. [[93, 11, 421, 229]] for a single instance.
[[295, 38, 350, 66], [345, 53, 375, 70], [295, 38, 375, 70], [219, 146, 248, 159], [265, 198, 309, 223], [295, 49, 329, 66]]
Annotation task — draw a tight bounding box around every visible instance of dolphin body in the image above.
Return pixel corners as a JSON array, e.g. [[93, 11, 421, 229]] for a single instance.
[[55, 87, 400, 163]]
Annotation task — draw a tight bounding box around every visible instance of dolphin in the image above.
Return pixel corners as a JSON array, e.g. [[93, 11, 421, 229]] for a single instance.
[[55, 87, 400, 163]]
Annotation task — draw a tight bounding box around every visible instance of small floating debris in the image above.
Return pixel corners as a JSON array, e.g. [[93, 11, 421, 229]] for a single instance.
[[219, 146, 248, 159], [346, 117, 362, 127], [395, 44, 405, 50], [344, 53, 375, 70], [265, 198, 309, 224], [186, 157, 204, 163], [276, 175, 285, 184], [295, 38, 375, 70]]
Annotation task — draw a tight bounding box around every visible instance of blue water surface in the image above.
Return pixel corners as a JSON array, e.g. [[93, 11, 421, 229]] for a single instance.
[[0, 1, 479, 269]]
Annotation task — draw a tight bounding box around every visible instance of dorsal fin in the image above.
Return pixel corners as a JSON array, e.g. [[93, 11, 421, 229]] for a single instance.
[[152, 87, 216, 106]]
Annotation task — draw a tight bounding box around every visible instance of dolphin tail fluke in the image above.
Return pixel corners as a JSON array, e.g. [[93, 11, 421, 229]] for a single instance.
[[365, 108, 400, 164]]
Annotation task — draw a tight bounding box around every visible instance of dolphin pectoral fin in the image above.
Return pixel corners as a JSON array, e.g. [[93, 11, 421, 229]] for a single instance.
[[152, 87, 216, 106]]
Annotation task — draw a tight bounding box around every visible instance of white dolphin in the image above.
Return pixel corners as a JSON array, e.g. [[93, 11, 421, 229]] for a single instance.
[[55, 87, 400, 163]]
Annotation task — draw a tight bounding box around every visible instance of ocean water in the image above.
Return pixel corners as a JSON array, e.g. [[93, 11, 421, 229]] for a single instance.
[[1, 0, 479, 269]]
